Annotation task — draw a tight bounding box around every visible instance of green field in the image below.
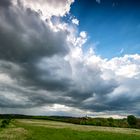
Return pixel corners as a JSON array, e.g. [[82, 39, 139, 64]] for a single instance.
[[0, 119, 140, 140]]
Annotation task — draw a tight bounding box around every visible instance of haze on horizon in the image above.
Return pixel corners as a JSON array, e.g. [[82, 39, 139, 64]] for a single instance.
[[0, 0, 140, 118]]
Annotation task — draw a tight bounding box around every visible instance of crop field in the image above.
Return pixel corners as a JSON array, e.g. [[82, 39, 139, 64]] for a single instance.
[[0, 119, 140, 140]]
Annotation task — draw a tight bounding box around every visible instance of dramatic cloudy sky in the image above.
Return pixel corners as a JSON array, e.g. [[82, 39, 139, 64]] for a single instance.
[[0, 0, 140, 118]]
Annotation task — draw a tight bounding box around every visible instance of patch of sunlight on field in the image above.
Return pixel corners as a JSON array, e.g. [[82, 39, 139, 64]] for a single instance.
[[0, 128, 28, 140], [17, 119, 140, 135]]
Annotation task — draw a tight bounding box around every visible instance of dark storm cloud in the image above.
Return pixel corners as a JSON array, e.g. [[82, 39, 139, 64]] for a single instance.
[[0, 7, 69, 63], [75, 93, 140, 116], [67, 76, 118, 102], [0, 2, 72, 90], [0, 0, 11, 7], [77, 76, 140, 115], [0, 56, 118, 110]]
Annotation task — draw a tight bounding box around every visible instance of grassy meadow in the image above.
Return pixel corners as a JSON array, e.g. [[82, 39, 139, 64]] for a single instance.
[[0, 119, 140, 140]]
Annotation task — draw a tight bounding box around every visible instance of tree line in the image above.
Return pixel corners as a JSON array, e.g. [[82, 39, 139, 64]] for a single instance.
[[0, 114, 140, 129]]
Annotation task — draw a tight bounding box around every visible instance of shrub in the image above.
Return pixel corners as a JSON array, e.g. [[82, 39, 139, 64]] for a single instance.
[[0, 119, 11, 128]]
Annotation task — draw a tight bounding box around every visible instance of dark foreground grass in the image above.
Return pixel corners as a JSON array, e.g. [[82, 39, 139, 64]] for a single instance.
[[0, 119, 140, 140]]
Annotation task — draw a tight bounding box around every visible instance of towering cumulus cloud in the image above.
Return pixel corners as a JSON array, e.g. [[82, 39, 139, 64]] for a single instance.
[[12, 0, 74, 19], [0, 0, 140, 117]]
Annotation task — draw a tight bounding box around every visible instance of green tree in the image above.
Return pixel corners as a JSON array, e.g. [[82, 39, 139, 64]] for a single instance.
[[108, 117, 114, 127], [127, 115, 137, 126]]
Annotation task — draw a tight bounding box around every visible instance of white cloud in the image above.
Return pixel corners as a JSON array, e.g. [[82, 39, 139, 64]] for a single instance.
[[72, 18, 79, 25], [67, 30, 88, 48], [13, 0, 74, 19], [80, 31, 87, 38], [102, 54, 140, 78]]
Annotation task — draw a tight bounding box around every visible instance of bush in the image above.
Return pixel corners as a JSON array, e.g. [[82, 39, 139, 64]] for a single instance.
[[0, 119, 11, 128], [136, 119, 140, 129]]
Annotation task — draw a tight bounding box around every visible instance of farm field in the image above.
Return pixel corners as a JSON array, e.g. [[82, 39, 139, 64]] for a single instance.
[[0, 119, 140, 140]]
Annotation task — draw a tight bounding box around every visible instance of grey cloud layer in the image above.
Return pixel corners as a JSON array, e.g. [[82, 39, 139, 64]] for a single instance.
[[0, 0, 11, 7], [0, 0, 140, 116]]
